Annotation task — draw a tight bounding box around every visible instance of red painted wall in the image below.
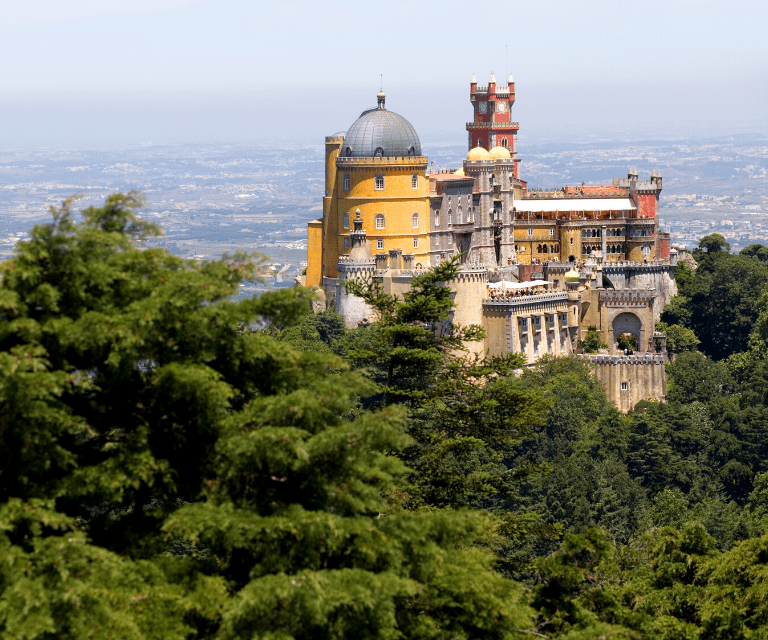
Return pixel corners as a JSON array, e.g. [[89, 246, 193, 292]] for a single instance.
[[635, 192, 656, 218]]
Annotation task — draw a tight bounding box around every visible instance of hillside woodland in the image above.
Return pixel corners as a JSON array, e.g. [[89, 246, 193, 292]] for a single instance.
[[3, 202, 768, 639]]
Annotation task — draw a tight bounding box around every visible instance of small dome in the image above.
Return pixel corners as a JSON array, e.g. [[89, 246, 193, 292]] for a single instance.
[[454, 167, 465, 176], [467, 146, 490, 161], [489, 145, 511, 160], [565, 268, 580, 282]]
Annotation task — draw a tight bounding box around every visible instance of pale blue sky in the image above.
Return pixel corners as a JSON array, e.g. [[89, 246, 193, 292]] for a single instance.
[[1, 0, 766, 144]]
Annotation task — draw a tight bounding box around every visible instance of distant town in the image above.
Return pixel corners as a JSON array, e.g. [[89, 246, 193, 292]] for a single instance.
[[0, 129, 766, 285]]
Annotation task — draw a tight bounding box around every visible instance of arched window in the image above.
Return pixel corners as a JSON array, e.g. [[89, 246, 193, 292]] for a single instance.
[[457, 208, 462, 224], [343, 174, 350, 191], [345, 147, 352, 157], [477, 139, 484, 149], [435, 210, 440, 227], [448, 209, 452, 225], [344, 237, 350, 250], [412, 213, 419, 229], [375, 214, 385, 229], [374, 175, 384, 190], [343, 212, 350, 230], [374, 147, 384, 158], [501, 137, 508, 147], [411, 174, 418, 189], [408, 146, 415, 157]]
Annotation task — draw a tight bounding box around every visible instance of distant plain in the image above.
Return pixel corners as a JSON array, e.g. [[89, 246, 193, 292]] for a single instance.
[[0, 126, 765, 289]]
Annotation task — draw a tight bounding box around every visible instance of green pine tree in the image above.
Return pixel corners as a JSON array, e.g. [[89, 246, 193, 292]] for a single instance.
[[0, 194, 538, 638]]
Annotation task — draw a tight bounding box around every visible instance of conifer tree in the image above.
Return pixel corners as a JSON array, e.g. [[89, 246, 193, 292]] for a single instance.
[[0, 194, 537, 638]]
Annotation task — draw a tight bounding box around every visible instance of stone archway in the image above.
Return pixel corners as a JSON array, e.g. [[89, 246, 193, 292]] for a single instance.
[[610, 312, 643, 353]]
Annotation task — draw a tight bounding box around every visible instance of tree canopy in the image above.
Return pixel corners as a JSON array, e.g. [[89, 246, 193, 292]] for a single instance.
[[0, 195, 537, 639], [7, 203, 768, 639]]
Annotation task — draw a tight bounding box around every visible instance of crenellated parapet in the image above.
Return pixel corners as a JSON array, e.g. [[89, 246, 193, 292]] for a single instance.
[[579, 352, 666, 412], [466, 121, 520, 130], [336, 156, 428, 171], [336, 256, 376, 281], [453, 266, 489, 282], [602, 260, 674, 274], [581, 353, 666, 366], [484, 291, 569, 312], [600, 289, 655, 305], [523, 188, 628, 199]]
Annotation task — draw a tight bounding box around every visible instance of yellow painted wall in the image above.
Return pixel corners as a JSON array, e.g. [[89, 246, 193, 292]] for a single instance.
[[626, 242, 655, 261], [321, 137, 343, 279], [328, 156, 431, 270], [306, 220, 323, 287], [560, 228, 581, 261], [483, 310, 508, 356], [579, 289, 602, 332]]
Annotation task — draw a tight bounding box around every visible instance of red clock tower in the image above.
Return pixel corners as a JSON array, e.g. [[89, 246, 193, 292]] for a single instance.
[[468, 72, 521, 178]]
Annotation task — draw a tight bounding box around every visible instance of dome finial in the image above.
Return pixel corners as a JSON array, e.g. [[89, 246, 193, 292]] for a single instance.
[[377, 76, 386, 109]]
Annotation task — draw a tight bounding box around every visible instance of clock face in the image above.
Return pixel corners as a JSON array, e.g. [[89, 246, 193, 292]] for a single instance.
[[478, 101, 487, 114], [496, 101, 508, 114]]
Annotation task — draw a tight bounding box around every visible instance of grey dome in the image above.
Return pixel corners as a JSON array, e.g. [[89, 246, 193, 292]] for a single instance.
[[341, 98, 421, 158]]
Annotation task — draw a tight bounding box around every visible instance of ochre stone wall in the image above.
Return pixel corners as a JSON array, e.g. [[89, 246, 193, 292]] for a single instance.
[[306, 220, 323, 287], [583, 354, 666, 413], [334, 157, 430, 268]]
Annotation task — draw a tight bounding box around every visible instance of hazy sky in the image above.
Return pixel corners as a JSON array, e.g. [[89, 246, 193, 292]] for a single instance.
[[1, 0, 766, 145]]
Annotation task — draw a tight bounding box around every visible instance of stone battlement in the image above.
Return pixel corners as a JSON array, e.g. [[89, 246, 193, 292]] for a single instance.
[[484, 291, 569, 309], [600, 289, 655, 304], [523, 190, 628, 200], [580, 353, 666, 365], [336, 156, 428, 166], [337, 256, 376, 266], [465, 121, 519, 129], [602, 260, 671, 269]]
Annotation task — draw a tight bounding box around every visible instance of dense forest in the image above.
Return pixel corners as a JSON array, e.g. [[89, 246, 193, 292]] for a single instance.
[[3, 197, 768, 639]]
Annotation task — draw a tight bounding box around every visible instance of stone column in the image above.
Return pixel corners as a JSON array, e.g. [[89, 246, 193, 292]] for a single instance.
[[601, 225, 607, 259]]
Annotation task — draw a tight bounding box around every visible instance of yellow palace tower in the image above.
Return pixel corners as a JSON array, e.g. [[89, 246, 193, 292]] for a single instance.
[[306, 91, 430, 287]]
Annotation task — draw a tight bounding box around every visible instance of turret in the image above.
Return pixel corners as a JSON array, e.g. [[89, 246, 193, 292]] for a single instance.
[[348, 208, 371, 261], [489, 72, 496, 97], [470, 73, 477, 95], [650, 169, 662, 190]]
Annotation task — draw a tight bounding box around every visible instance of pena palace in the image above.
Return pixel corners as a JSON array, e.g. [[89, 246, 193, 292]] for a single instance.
[[303, 73, 678, 412]]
